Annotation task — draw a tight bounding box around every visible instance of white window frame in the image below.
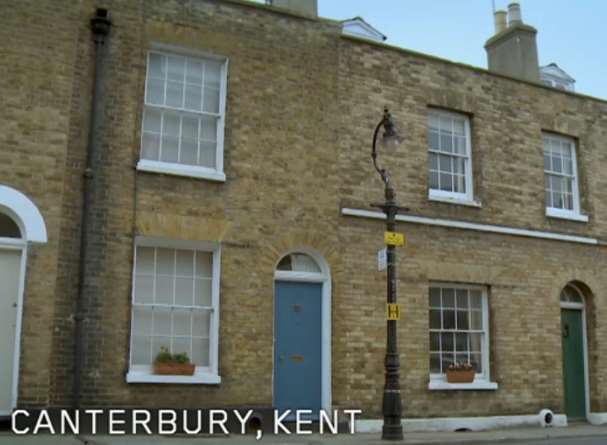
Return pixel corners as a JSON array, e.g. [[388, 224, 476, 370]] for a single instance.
[[126, 236, 221, 384], [136, 43, 229, 182], [543, 133, 588, 222], [428, 283, 497, 390], [428, 109, 477, 206]]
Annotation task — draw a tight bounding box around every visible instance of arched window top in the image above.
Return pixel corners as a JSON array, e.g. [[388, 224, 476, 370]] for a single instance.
[[561, 285, 583, 304], [277, 252, 321, 273], [0, 213, 21, 238]]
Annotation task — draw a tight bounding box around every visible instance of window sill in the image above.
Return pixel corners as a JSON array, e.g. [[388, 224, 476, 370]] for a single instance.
[[546, 208, 588, 222], [428, 380, 498, 391], [428, 192, 481, 208], [136, 159, 226, 182], [126, 371, 221, 385]]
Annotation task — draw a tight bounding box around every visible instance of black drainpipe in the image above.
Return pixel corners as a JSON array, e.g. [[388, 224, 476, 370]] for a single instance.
[[73, 8, 111, 409]]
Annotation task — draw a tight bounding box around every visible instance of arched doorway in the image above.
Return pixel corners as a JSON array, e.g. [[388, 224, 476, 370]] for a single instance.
[[560, 283, 589, 421], [273, 250, 331, 416], [0, 185, 47, 415]]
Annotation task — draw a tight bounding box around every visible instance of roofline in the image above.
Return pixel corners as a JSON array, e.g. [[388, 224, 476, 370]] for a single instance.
[[219, 0, 340, 25], [340, 34, 607, 105]]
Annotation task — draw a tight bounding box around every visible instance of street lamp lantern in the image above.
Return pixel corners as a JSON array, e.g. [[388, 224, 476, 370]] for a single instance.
[[371, 108, 405, 441]]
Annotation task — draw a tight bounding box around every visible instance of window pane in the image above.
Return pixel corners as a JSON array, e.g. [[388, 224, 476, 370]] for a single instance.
[[146, 78, 165, 105], [454, 136, 466, 154], [201, 116, 217, 141], [176, 250, 194, 276], [136, 247, 155, 274], [430, 332, 440, 351], [470, 333, 482, 352], [455, 353, 469, 366], [199, 141, 217, 168], [196, 253, 213, 277], [456, 289, 468, 309], [428, 113, 440, 130], [441, 332, 454, 351], [439, 173, 453, 191], [142, 133, 160, 160], [429, 288, 441, 307], [132, 306, 153, 335], [440, 133, 453, 153], [155, 276, 174, 305], [131, 335, 151, 365], [552, 156, 562, 173], [167, 55, 185, 81], [439, 154, 452, 172], [156, 248, 175, 275], [470, 353, 482, 373], [455, 333, 468, 351], [195, 278, 212, 307], [429, 171, 439, 189], [442, 289, 455, 307], [186, 59, 203, 85], [175, 278, 194, 306], [173, 337, 191, 359], [456, 310, 469, 330], [454, 174, 466, 193], [470, 310, 483, 330], [193, 310, 211, 337], [441, 353, 454, 371], [154, 308, 172, 336], [173, 309, 192, 337], [192, 337, 210, 367], [152, 336, 172, 358], [143, 109, 162, 132], [544, 154, 551, 171], [203, 87, 220, 113], [430, 353, 441, 373], [429, 131, 439, 150], [166, 81, 184, 108], [470, 290, 482, 308], [429, 309, 441, 329], [134, 275, 154, 304], [148, 53, 165, 79], [429, 152, 438, 170], [205, 61, 222, 89], [184, 84, 202, 111]]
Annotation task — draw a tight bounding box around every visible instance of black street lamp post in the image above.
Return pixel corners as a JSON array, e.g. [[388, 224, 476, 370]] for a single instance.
[[371, 108, 405, 441]]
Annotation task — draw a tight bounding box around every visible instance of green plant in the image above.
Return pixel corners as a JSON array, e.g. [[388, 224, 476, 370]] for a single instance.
[[154, 346, 191, 365], [172, 352, 191, 364]]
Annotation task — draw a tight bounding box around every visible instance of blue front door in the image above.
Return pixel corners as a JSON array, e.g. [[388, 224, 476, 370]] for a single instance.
[[274, 281, 322, 414]]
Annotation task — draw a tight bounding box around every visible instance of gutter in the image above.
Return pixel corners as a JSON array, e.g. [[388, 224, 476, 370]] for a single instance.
[[73, 8, 111, 409]]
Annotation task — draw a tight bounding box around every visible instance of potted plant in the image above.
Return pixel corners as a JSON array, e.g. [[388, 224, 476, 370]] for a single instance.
[[153, 346, 195, 376], [446, 362, 475, 383]]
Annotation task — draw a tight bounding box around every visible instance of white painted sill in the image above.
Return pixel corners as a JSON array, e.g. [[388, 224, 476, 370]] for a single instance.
[[546, 207, 589, 222], [428, 380, 498, 391], [428, 191, 482, 208], [136, 159, 226, 182], [126, 371, 221, 385]]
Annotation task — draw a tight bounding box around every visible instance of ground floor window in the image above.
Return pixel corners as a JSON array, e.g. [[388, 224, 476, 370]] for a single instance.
[[429, 284, 490, 382], [127, 237, 220, 384]]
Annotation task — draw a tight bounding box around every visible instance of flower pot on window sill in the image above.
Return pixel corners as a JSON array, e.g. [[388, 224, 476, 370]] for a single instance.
[[446, 368, 475, 383], [153, 362, 196, 376]]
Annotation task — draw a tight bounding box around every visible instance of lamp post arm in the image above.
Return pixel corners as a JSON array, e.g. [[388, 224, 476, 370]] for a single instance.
[[372, 116, 390, 185]]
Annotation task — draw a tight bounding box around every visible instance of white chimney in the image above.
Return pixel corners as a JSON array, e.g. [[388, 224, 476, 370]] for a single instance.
[[508, 3, 522, 26]]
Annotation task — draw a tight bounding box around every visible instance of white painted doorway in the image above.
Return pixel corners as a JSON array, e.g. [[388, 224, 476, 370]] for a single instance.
[[0, 185, 48, 416], [0, 247, 22, 413]]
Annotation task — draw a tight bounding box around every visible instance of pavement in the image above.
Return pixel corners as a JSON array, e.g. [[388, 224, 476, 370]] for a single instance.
[[0, 424, 606, 445]]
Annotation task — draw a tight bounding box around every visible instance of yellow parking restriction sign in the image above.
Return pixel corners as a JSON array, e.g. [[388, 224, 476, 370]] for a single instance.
[[387, 303, 401, 320], [384, 231, 405, 247]]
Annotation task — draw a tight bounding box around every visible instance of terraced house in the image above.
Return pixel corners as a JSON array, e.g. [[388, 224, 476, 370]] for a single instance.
[[0, 0, 606, 432]]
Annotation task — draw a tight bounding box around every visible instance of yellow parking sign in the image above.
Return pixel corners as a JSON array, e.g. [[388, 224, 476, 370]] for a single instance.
[[384, 231, 405, 247], [387, 303, 401, 320]]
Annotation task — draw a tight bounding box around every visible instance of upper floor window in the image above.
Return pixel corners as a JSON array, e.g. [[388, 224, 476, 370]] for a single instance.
[[137, 46, 228, 182], [543, 133, 587, 222], [428, 109, 474, 205]]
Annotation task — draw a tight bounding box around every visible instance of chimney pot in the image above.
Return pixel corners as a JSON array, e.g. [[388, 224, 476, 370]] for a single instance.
[[508, 2, 522, 26], [494, 10, 507, 34]]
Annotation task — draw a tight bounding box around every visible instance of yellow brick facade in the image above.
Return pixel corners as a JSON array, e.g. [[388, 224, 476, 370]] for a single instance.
[[0, 0, 605, 421]]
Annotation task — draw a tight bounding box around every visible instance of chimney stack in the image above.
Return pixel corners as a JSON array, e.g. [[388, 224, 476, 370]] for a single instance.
[[484, 2, 540, 83], [268, 0, 318, 17]]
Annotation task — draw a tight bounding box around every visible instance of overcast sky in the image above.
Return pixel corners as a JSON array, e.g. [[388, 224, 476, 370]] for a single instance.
[[317, 0, 607, 100]]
